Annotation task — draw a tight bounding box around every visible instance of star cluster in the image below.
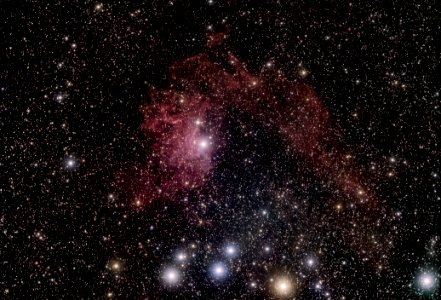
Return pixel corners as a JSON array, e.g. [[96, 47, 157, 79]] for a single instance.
[[1, 0, 440, 299]]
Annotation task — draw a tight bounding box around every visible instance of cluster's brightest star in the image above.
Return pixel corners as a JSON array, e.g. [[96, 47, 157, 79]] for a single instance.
[[162, 267, 181, 286]]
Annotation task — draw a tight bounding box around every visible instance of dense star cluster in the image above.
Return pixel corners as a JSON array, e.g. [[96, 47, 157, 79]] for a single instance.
[[1, 1, 439, 299]]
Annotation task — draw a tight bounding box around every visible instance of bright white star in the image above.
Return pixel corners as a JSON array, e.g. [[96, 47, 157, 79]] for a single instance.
[[224, 244, 238, 257], [162, 267, 181, 286], [199, 139, 208, 149], [418, 272, 436, 290], [210, 262, 227, 280], [273, 276, 294, 297]]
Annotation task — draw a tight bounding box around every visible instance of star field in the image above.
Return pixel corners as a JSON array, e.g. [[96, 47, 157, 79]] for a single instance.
[[1, 1, 440, 299]]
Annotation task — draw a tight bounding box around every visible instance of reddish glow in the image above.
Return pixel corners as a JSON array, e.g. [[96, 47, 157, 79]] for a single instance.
[[119, 52, 375, 209]]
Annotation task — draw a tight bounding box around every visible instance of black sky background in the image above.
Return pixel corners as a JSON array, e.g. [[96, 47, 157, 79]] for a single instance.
[[1, 0, 440, 299]]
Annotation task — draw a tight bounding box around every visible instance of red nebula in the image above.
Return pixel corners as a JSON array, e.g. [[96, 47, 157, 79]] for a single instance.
[[134, 87, 226, 204], [120, 50, 377, 211], [114, 38, 395, 266]]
